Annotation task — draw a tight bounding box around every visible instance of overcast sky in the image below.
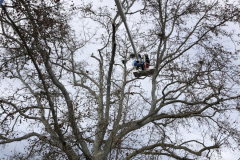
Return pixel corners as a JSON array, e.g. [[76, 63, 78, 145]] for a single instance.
[[0, 0, 240, 159]]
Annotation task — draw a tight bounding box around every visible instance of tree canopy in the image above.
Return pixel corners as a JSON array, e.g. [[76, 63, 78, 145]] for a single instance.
[[0, 0, 240, 159]]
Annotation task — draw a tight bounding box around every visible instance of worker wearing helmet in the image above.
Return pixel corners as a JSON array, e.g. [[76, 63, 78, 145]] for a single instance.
[[145, 54, 150, 69]]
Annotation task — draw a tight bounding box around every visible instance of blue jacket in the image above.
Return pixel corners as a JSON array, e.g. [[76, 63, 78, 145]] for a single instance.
[[134, 60, 144, 66]]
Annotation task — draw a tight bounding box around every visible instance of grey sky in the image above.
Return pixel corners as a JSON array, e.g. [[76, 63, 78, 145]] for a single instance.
[[0, 0, 240, 159]]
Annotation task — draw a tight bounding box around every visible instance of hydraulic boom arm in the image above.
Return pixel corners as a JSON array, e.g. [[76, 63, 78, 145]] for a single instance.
[[114, 0, 139, 60]]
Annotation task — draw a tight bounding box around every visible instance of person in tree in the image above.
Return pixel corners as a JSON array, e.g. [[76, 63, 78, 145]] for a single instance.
[[145, 54, 150, 69], [134, 54, 144, 71]]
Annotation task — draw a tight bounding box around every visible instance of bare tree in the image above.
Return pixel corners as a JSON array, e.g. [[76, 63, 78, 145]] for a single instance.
[[0, 0, 240, 159]]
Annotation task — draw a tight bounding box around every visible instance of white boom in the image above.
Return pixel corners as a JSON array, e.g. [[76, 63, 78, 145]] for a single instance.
[[114, 0, 139, 60]]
